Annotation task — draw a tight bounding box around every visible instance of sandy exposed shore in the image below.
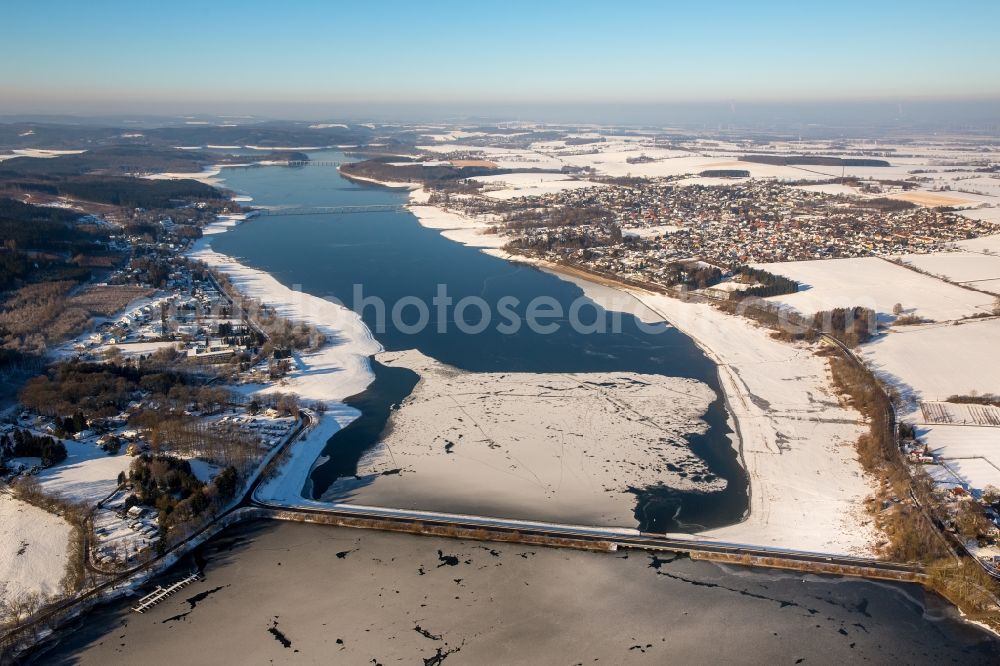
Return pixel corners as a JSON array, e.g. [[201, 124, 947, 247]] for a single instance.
[[145, 166, 224, 186]]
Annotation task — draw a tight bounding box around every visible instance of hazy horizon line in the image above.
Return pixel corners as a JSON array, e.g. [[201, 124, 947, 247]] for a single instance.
[[1, 100, 998, 134]]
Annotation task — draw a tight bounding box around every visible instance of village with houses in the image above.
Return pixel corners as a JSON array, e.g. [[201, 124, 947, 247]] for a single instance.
[[1, 261, 303, 561], [387, 128, 1000, 580], [0, 176, 318, 627], [2, 121, 1000, 658], [485, 178, 997, 270]]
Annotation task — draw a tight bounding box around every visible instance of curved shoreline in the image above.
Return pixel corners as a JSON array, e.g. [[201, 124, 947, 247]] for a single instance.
[[193, 170, 739, 529], [186, 182, 383, 503], [505, 259, 752, 527], [397, 178, 877, 556], [337, 168, 420, 190], [187, 162, 875, 556]]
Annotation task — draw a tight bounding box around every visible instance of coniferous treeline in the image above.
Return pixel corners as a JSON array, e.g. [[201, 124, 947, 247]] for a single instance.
[[729, 266, 800, 298], [663, 263, 723, 289], [0, 199, 110, 289], [0, 430, 67, 466], [740, 154, 890, 167]]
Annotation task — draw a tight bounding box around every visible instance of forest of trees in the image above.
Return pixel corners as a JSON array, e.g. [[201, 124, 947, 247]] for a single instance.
[[504, 205, 613, 230], [699, 169, 750, 178], [18, 359, 227, 420], [663, 263, 723, 289], [716, 296, 876, 348], [0, 430, 67, 467], [0, 198, 110, 289], [127, 454, 240, 539], [53, 176, 222, 208], [0, 282, 151, 362], [813, 306, 877, 346], [505, 228, 616, 254], [946, 393, 1000, 408], [130, 410, 261, 472], [0, 145, 209, 177], [17, 356, 266, 473], [739, 154, 891, 167], [729, 266, 800, 298]]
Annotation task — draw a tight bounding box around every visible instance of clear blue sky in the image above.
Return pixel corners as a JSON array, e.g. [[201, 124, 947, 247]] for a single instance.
[[3, 0, 998, 115]]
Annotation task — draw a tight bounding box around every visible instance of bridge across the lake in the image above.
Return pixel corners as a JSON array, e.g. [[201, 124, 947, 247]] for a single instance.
[[256, 204, 407, 216], [286, 160, 341, 167]]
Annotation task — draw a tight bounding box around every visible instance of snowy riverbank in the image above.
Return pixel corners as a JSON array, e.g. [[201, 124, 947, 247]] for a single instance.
[[187, 167, 879, 555], [187, 218, 382, 502], [401, 184, 878, 555]]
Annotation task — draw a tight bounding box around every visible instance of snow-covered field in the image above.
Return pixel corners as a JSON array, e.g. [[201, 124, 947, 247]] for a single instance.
[[888, 191, 978, 207], [754, 257, 996, 321], [623, 224, 683, 239], [898, 251, 1000, 283], [36, 440, 132, 505], [919, 425, 1000, 493], [0, 493, 72, 605], [957, 208, 1000, 226], [793, 182, 862, 196], [528, 265, 876, 554], [624, 291, 875, 555], [111, 340, 178, 357], [188, 459, 223, 483], [471, 172, 604, 199], [920, 401, 1000, 426], [521, 140, 803, 180], [417, 144, 564, 171], [955, 233, 1000, 254], [323, 349, 720, 527], [896, 252, 1000, 293], [862, 317, 1000, 407]]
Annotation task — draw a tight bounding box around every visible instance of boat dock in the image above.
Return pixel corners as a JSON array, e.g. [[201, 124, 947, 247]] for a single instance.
[[131, 572, 202, 613]]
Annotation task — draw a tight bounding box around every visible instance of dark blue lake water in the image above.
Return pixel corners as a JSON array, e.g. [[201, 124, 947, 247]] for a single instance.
[[211, 151, 747, 531], [35, 152, 1000, 666]]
